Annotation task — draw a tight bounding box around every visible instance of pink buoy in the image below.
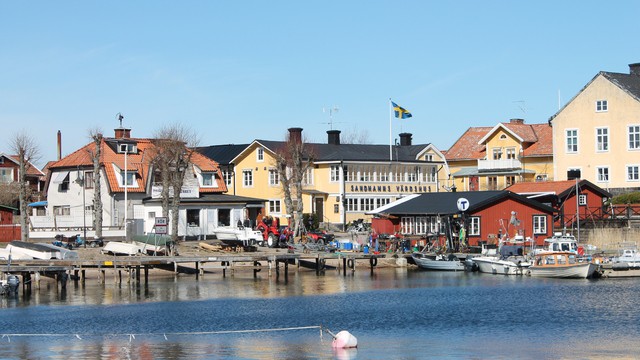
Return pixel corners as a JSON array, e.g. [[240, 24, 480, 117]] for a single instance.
[[332, 330, 358, 348]]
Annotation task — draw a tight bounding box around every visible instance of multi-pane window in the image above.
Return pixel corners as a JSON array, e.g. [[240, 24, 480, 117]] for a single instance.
[[488, 177, 498, 190], [566, 129, 578, 153], [596, 127, 609, 151], [492, 148, 502, 160], [505, 176, 515, 187], [346, 166, 356, 182], [202, 173, 214, 186], [597, 167, 609, 182], [415, 217, 427, 235], [269, 169, 279, 186], [627, 165, 639, 181], [401, 217, 414, 234], [121, 170, 135, 187], [256, 147, 264, 162], [346, 198, 358, 212], [361, 198, 375, 212], [54, 206, 71, 216], [506, 148, 516, 159], [330, 165, 340, 182], [84, 171, 94, 189], [359, 166, 372, 182], [375, 198, 390, 208], [407, 169, 417, 182], [578, 194, 587, 206], [379, 167, 389, 182], [0, 168, 13, 183], [269, 200, 281, 213], [222, 170, 233, 187], [533, 215, 547, 234], [469, 217, 480, 236], [426, 166, 437, 182], [302, 168, 313, 185], [629, 125, 640, 150], [596, 100, 608, 112], [428, 217, 439, 234], [243, 170, 253, 187]]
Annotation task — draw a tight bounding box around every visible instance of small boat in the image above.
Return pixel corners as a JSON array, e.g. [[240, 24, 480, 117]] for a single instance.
[[37, 243, 79, 260], [0, 248, 33, 260], [5, 241, 61, 260], [411, 253, 465, 271], [101, 241, 145, 256], [472, 256, 530, 275], [527, 251, 597, 279], [612, 247, 640, 269], [131, 235, 174, 255], [213, 226, 264, 247]]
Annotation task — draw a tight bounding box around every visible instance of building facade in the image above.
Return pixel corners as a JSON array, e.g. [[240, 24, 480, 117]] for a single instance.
[[550, 63, 640, 194]]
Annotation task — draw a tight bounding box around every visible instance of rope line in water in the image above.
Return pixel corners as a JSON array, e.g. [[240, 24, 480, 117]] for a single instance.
[[1, 325, 327, 342]]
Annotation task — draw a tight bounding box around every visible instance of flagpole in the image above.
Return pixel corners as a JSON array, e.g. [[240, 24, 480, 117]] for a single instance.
[[389, 98, 393, 161]]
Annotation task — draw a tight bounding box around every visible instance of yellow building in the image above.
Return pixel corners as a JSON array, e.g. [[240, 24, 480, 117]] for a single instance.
[[549, 63, 640, 194], [446, 119, 553, 191], [198, 128, 449, 230]]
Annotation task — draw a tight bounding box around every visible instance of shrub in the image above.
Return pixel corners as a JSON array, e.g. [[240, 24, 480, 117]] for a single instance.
[[611, 191, 640, 204]]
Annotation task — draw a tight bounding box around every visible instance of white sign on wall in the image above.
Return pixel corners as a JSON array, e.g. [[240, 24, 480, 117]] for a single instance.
[[456, 197, 470, 212]]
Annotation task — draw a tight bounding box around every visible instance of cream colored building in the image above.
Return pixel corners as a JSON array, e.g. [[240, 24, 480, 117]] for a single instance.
[[446, 119, 553, 191], [549, 63, 640, 194], [198, 128, 449, 230]]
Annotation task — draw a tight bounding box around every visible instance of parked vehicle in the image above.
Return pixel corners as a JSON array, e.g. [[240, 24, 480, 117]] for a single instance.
[[306, 230, 335, 245], [256, 216, 282, 247], [54, 234, 104, 249]]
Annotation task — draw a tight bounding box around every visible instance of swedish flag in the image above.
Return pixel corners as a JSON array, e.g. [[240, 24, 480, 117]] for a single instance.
[[392, 101, 412, 119]]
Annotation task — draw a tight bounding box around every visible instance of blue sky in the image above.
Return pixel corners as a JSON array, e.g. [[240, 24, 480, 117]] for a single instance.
[[1, 1, 639, 167]]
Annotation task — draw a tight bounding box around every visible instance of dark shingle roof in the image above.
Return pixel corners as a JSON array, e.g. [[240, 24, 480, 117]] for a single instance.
[[196, 144, 249, 165], [602, 71, 640, 102], [376, 190, 555, 215]]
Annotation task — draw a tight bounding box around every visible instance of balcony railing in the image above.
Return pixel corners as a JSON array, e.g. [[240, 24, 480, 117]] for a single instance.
[[477, 158, 522, 171]]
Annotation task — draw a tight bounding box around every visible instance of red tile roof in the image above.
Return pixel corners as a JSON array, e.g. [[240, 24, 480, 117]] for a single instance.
[[445, 126, 492, 160], [48, 137, 226, 194], [505, 180, 577, 195]]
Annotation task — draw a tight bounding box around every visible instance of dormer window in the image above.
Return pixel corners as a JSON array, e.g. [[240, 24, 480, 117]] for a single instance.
[[596, 100, 608, 112], [201, 172, 215, 187], [118, 143, 137, 154]]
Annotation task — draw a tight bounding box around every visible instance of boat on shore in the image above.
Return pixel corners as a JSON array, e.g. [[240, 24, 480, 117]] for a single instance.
[[213, 226, 264, 248], [411, 253, 465, 271], [5, 241, 61, 260], [527, 251, 597, 279], [0, 248, 33, 260], [101, 241, 145, 256]]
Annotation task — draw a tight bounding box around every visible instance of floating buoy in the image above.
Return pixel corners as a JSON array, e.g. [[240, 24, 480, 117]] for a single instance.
[[332, 330, 358, 348]]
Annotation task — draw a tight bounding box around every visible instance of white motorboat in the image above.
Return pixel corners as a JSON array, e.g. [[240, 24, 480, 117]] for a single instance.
[[5, 241, 61, 260], [37, 243, 79, 260], [0, 248, 33, 260], [101, 241, 145, 256], [527, 251, 597, 279], [472, 256, 530, 275], [612, 248, 640, 269], [213, 226, 264, 247], [412, 253, 465, 271]]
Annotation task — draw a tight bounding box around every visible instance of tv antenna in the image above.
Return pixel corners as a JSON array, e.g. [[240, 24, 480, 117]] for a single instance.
[[321, 106, 344, 130], [513, 100, 527, 115], [116, 112, 124, 127]]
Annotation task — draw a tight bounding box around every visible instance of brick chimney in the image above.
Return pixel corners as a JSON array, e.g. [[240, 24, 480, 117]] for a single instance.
[[115, 128, 131, 139], [399, 133, 412, 146], [510, 118, 525, 124], [327, 130, 341, 145], [57, 130, 62, 160], [629, 63, 640, 76], [288, 127, 302, 144]]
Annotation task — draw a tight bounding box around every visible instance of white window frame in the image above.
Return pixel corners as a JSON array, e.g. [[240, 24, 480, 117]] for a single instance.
[[533, 215, 547, 234], [401, 216, 414, 234], [268, 199, 281, 214], [596, 100, 608, 112], [415, 216, 427, 235], [200, 172, 216, 187], [256, 147, 264, 162], [566, 129, 578, 153], [506, 147, 516, 160], [0, 168, 13, 183], [302, 168, 314, 185], [242, 169, 253, 188], [346, 198, 358, 212], [268, 169, 280, 186], [222, 170, 233, 187], [469, 217, 480, 236], [627, 165, 640, 182], [330, 165, 340, 182], [629, 125, 640, 150], [596, 127, 609, 152], [54, 205, 71, 216], [596, 166, 609, 183], [578, 194, 587, 206], [120, 170, 136, 187]]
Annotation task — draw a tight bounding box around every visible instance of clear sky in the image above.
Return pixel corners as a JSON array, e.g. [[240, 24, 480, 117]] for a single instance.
[[1, 1, 639, 167]]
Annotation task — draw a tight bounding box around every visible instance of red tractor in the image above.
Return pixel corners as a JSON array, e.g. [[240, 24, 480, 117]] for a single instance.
[[256, 216, 284, 248]]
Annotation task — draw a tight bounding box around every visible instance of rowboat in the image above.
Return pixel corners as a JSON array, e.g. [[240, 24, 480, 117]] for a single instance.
[[411, 253, 465, 271]]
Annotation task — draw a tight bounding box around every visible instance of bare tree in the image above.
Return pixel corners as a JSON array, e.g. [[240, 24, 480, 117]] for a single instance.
[[88, 128, 104, 238], [150, 124, 200, 242], [341, 127, 372, 144], [273, 129, 313, 241], [11, 131, 40, 241]]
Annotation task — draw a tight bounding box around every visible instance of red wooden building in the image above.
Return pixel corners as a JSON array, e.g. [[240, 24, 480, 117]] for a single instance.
[[369, 191, 555, 247], [0, 205, 20, 242]]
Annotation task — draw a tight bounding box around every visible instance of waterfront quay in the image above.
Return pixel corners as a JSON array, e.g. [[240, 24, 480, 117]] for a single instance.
[[0, 248, 386, 292]]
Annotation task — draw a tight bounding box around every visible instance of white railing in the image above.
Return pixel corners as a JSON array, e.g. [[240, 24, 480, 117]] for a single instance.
[[477, 158, 521, 170]]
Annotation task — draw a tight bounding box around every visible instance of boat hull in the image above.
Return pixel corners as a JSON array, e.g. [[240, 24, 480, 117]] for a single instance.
[[412, 254, 465, 271], [213, 227, 263, 247], [528, 263, 595, 279], [472, 256, 529, 275]]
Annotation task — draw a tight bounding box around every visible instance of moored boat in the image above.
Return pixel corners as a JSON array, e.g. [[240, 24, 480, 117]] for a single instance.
[[411, 253, 465, 271], [527, 251, 597, 279], [472, 256, 530, 275]]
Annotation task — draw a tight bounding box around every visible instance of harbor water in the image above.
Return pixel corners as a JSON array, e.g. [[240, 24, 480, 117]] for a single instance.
[[1, 268, 639, 359]]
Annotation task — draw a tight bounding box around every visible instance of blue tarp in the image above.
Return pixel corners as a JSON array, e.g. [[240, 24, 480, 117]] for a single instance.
[[27, 201, 47, 207]]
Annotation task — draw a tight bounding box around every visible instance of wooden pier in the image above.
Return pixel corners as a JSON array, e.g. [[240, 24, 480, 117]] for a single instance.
[[0, 252, 385, 292]]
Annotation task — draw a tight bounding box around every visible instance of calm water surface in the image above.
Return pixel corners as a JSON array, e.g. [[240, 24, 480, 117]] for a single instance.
[[0, 268, 638, 359]]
